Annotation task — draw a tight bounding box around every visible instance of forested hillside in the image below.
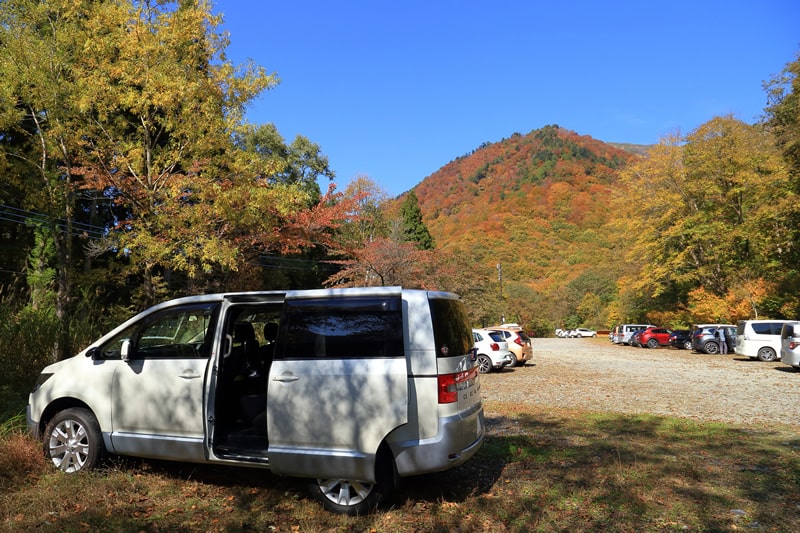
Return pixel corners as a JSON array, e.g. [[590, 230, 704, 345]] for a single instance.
[[0, 0, 798, 394], [412, 125, 639, 331]]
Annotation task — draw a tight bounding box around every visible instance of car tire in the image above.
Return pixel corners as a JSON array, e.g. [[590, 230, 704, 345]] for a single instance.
[[703, 341, 719, 354], [309, 449, 394, 515], [43, 408, 103, 473], [476, 354, 493, 374], [507, 353, 519, 368], [757, 347, 777, 362], [683, 340, 693, 350], [646, 339, 659, 349]]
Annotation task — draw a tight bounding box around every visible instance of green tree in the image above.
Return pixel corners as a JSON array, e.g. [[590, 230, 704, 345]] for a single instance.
[[764, 51, 800, 317], [0, 0, 102, 358], [235, 123, 335, 202], [0, 0, 353, 358], [765, 51, 800, 180], [616, 116, 792, 318], [399, 190, 435, 250]]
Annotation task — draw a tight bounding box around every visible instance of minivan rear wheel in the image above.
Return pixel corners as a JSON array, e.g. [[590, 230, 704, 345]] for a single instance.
[[309, 452, 393, 515], [43, 408, 103, 473], [757, 347, 777, 362]]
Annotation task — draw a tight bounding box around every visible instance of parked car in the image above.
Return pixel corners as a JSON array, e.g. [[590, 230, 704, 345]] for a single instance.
[[569, 328, 597, 338], [472, 329, 514, 373], [27, 288, 485, 515], [487, 326, 533, 366], [616, 324, 657, 345], [628, 327, 650, 347], [691, 324, 736, 354], [668, 329, 693, 350], [780, 321, 800, 369], [637, 327, 672, 348], [735, 319, 796, 361]]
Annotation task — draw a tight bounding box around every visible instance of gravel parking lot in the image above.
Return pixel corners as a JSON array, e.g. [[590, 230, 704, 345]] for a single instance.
[[480, 337, 800, 427]]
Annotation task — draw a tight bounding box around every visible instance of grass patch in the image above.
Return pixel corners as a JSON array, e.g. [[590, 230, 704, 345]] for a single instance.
[[2, 402, 799, 531]]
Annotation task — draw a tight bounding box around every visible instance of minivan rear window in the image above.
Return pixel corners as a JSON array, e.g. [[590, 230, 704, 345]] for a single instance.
[[280, 296, 404, 359], [429, 297, 473, 357]]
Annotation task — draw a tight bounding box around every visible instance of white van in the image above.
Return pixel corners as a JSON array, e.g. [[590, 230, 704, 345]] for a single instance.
[[27, 287, 485, 514], [616, 324, 656, 345], [734, 319, 796, 362]]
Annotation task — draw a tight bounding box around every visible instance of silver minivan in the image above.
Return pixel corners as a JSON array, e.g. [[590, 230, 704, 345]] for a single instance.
[[615, 324, 656, 345], [27, 287, 485, 514], [780, 321, 800, 369]]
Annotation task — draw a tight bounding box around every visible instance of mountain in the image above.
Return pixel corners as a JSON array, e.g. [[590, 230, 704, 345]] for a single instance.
[[412, 124, 644, 331]]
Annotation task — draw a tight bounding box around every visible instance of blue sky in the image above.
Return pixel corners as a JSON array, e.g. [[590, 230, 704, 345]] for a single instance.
[[213, 1, 799, 197]]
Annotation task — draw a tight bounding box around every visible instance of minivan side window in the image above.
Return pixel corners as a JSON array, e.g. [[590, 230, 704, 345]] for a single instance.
[[279, 296, 404, 359], [752, 322, 784, 335], [99, 304, 218, 359], [429, 297, 473, 357]]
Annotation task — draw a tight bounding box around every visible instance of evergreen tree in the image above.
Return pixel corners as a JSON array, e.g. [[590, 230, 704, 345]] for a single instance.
[[399, 190, 435, 250]]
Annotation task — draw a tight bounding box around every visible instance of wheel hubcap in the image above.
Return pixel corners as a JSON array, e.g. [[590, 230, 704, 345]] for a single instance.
[[318, 478, 373, 506], [49, 420, 88, 473]]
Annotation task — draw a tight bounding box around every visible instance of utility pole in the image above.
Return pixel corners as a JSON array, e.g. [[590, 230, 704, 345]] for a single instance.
[[497, 263, 504, 323]]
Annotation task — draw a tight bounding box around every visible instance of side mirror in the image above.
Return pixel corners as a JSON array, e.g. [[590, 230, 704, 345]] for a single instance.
[[121, 339, 131, 362], [86, 347, 99, 359]]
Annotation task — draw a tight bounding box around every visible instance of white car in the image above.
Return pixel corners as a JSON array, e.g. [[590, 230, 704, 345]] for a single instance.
[[472, 329, 514, 373], [28, 288, 486, 515], [735, 319, 795, 361], [569, 328, 597, 338]]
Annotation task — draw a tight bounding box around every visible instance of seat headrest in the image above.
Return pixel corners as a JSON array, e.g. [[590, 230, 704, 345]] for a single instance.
[[263, 322, 278, 342], [234, 322, 256, 342]]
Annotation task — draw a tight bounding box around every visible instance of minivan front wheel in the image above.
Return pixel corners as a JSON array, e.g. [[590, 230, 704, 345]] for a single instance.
[[757, 347, 777, 362], [43, 408, 103, 473]]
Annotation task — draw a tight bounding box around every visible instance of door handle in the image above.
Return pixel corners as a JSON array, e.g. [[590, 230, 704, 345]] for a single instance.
[[272, 373, 299, 383], [180, 371, 202, 379]]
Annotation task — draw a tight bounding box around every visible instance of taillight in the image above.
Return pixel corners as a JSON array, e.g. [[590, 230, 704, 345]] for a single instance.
[[438, 367, 479, 404], [513, 337, 524, 346], [790, 342, 800, 350], [490, 342, 499, 351]]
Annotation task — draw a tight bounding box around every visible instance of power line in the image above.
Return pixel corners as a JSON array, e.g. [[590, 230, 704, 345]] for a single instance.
[[1, 205, 342, 273], [0, 204, 106, 239]]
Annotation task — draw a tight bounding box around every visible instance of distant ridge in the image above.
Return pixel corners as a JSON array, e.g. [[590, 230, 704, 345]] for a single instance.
[[409, 125, 642, 330], [608, 142, 653, 156]]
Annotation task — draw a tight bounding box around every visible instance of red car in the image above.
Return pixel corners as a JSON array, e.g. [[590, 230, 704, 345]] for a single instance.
[[637, 327, 672, 348]]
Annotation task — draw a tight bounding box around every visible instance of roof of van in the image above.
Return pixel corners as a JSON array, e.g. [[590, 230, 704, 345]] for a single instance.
[[736, 319, 795, 323]]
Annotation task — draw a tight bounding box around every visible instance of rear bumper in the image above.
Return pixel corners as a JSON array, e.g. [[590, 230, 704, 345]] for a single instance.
[[391, 403, 485, 477], [781, 349, 800, 367]]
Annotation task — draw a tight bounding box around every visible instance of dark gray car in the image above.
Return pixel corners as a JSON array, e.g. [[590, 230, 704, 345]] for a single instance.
[[691, 324, 736, 354]]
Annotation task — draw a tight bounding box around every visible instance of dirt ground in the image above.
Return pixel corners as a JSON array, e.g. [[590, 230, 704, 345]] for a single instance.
[[480, 337, 800, 428]]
